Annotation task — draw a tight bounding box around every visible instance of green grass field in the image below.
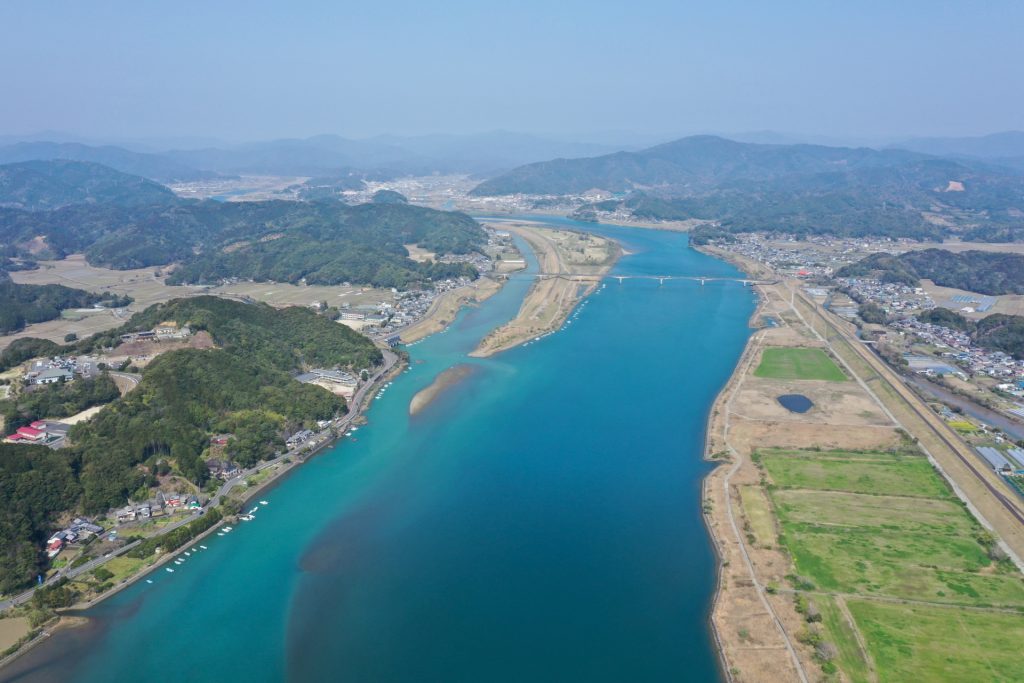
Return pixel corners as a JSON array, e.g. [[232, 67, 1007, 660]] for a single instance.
[[739, 485, 776, 546], [815, 596, 872, 683], [762, 449, 954, 499], [753, 347, 847, 381], [848, 600, 1024, 682], [757, 447, 1024, 680]]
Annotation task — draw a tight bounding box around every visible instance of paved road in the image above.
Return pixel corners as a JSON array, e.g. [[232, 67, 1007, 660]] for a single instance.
[[209, 348, 399, 507], [0, 349, 400, 612]]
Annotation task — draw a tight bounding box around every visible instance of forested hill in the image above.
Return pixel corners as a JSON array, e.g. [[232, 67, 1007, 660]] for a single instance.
[[837, 249, 1024, 295], [0, 279, 131, 334], [0, 142, 212, 182], [86, 295, 384, 370], [0, 185, 487, 286], [0, 160, 179, 210], [473, 136, 1024, 241], [471, 135, 931, 195], [0, 297, 381, 592]]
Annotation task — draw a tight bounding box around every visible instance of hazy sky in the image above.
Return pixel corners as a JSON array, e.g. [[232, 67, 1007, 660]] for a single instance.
[[2, 1, 1022, 143]]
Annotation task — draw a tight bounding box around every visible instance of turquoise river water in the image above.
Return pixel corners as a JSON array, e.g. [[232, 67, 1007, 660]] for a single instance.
[[2, 217, 754, 683]]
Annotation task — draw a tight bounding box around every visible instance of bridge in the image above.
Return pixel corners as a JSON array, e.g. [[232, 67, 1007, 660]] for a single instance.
[[526, 273, 777, 286]]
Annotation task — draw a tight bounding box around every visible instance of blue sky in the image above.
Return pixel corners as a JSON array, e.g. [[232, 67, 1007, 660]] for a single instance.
[[2, 1, 1022, 142]]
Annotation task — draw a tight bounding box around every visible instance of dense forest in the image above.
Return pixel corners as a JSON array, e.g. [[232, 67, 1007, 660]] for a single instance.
[[476, 136, 1024, 241], [0, 297, 381, 591], [0, 443, 80, 593], [0, 159, 178, 210], [917, 309, 1024, 359], [0, 280, 132, 334], [836, 249, 1024, 295], [0, 165, 487, 286]]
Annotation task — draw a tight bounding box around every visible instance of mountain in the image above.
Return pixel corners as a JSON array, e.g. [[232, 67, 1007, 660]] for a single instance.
[[0, 141, 212, 181], [471, 135, 932, 195], [160, 131, 628, 177], [163, 135, 420, 176], [475, 135, 1024, 241], [0, 160, 179, 210], [369, 131, 623, 174], [888, 131, 1024, 162]]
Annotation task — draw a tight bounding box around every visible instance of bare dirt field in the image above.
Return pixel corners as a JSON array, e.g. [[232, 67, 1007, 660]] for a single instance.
[[5, 255, 205, 350], [0, 617, 30, 652]]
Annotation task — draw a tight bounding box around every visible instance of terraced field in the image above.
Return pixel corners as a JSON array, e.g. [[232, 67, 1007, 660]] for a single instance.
[[754, 447, 1024, 681]]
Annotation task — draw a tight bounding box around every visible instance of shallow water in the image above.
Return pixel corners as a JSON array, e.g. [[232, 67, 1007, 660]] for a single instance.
[[4, 218, 754, 683]]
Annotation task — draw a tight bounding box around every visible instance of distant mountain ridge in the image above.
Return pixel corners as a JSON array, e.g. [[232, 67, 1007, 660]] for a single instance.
[[471, 135, 935, 195], [0, 160, 178, 210], [0, 141, 213, 182]]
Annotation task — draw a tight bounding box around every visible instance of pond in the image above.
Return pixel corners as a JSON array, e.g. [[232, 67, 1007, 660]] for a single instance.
[[777, 394, 814, 413]]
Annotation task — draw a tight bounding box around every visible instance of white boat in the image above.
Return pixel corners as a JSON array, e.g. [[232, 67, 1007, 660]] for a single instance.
[[184, 552, 191, 557], [199, 545, 207, 550], [191, 547, 198, 552], [217, 532, 225, 536], [260, 501, 269, 505], [146, 579, 153, 584], [166, 568, 175, 573]]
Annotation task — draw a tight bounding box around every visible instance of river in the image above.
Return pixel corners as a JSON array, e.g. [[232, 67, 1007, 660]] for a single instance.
[[2, 217, 754, 683]]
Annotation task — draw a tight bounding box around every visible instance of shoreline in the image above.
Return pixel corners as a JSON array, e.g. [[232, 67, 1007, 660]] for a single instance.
[[696, 246, 767, 683], [0, 349, 408, 670], [470, 223, 620, 357]]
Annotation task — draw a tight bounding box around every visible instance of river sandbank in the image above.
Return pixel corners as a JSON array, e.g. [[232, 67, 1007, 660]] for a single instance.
[[409, 364, 476, 416], [471, 224, 619, 357]]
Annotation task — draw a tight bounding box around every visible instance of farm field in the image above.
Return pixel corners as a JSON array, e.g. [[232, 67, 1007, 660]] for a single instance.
[[848, 600, 1024, 682], [738, 485, 776, 546], [757, 447, 1024, 681], [753, 347, 847, 381]]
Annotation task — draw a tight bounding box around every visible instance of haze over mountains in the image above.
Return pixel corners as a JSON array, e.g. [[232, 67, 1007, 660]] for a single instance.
[[0, 131, 627, 181], [2, 128, 1023, 183]]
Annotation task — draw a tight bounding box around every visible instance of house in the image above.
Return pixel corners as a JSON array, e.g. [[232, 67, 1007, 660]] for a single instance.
[[31, 368, 73, 385], [137, 503, 152, 518], [15, 426, 46, 441], [154, 321, 179, 336], [116, 506, 137, 523]]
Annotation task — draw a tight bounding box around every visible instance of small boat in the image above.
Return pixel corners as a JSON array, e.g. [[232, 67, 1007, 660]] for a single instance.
[[184, 552, 191, 557], [146, 579, 153, 584], [191, 547, 198, 552], [249, 507, 259, 515], [260, 501, 269, 506], [199, 545, 207, 550], [166, 568, 175, 573], [217, 532, 225, 536]]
